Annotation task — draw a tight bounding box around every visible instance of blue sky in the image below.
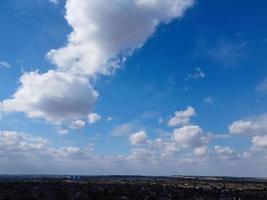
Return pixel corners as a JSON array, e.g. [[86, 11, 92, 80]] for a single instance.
[[0, 0, 267, 176]]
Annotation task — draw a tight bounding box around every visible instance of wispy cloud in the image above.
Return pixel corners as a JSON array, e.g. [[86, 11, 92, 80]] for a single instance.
[[196, 39, 248, 68], [186, 67, 205, 80], [203, 96, 215, 104], [0, 61, 11, 68], [256, 77, 267, 93], [168, 106, 196, 127], [48, 0, 59, 4], [207, 40, 247, 67]]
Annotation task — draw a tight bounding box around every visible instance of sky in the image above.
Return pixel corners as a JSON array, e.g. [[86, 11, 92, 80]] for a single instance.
[[0, 0, 267, 177]]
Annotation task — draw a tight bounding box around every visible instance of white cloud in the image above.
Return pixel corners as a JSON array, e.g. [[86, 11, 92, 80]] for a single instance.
[[50, 144, 94, 159], [111, 123, 137, 137], [229, 114, 267, 136], [229, 120, 254, 134], [229, 114, 267, 154], [48, 0, 59, 4], [126, 136, 178, 162], [59, 146, 81, 154], [69, 119, 85, 129], [203, 96, 215, 104], [126, 126, 210, 162], [186, 67, 205, 80], [252, 135, 267, 149], [47, 0, 194, 77], [0, 131, 47, 153], [0, 61, 10, 68], [107, 117, 114, 122], [193, 146, 208, 157], [2, 2, 219, 176], [127, 148, 156, 161], [214, 145, 238, 160], [57, 128, 69, 135], [256, 78, 267, 92], [0, 130, 93, 161], [172, 125, 209, 149], [88, 113, 101, 124], [0, 130, 265, 176], [2, 0, 194, 125], [168, 106, 196, 127], [150, 138, 177, 157], [130, 130, 147, 145], [49, 144, 94, 159], [2, 70, 98, 124]]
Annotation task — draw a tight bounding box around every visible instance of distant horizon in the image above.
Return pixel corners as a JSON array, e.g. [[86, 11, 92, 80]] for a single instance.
[[1, 174, 267, 179]]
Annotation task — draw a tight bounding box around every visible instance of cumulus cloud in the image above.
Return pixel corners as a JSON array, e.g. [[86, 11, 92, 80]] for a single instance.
[[214, 145, 239, 160], [55, 147, 82, 156], [126, 126, 210, 162], [123, 116, 216, 162], [168, 106, 196, 127], [69, 119, 85, 129], [148, 138, 177, 157], [229, 114, 267, 155], [88, 113, 101, 124], [130, 124, 235, 160], [229, 114, 267, 135], [1, 3, 208, 176], [130, 130, 147, 145], [1, 0, 194, 124], [0, 130, 260, 176], [127, 148, 156, 161], [0, 130, 93, 161], [172, 125, 209, 149], [52, 145, 94, 159], [0, 131, 47, 153], [47, 0, 195, 76], [193, 146, 208, 157], [2, 70, 98, 124], [252, 135, 267, 149], [126, 136, 178, 162]]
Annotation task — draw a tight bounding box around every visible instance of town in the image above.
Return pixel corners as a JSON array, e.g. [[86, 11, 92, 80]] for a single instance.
[[0, 175, 266, 199]]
